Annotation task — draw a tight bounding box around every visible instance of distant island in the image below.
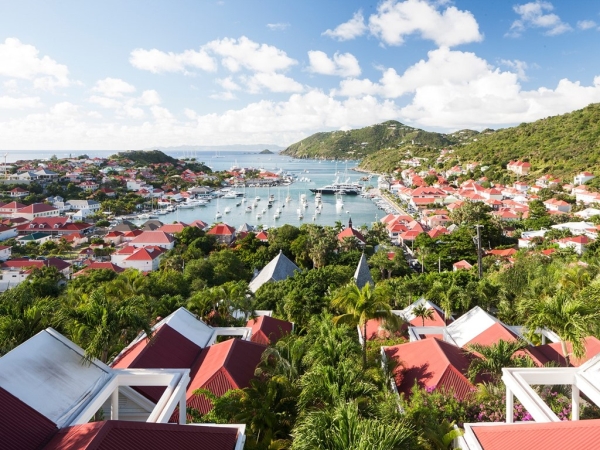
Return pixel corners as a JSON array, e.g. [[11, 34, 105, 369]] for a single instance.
[[259, 149, 274, 154]]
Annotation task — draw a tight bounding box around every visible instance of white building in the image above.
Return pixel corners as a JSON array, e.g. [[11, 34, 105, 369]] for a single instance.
[[66, 199, 101, 218], [574, 171, 595, 186]]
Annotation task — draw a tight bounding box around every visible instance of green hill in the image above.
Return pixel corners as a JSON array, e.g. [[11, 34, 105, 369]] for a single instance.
[[451, 103, 600, 178], [111, 150, 180, 165], [281, 121, 460, 164]]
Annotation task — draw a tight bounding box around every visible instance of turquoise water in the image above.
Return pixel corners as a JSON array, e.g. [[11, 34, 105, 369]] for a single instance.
[[8, 150, 384, 229]]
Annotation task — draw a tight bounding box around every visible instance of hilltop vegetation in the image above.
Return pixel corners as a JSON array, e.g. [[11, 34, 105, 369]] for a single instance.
[[282, 120, 460, 161], [284, 103, 600, 179], [453, 103, 600, 178], [111, 150, 181, 165]]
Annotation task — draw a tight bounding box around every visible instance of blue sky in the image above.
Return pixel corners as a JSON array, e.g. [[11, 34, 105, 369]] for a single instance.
[[0, 0, 599, 150]]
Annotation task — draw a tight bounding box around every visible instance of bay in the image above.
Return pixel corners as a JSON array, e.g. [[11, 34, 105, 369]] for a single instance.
[[5, 150, 385, 230]]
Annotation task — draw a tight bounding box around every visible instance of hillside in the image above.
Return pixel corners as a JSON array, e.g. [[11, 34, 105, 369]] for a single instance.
[[111, 150, 180, 165], [452, 103, 600, 178], [281, 120, 461, 162]]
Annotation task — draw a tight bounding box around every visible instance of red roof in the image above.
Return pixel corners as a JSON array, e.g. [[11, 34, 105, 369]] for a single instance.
[[157, 223, 188, 234], [453, 260, 473, 270], [525, 336, 600, 367], [105, 231, 124, 238], [246, 316, 293, 345], [0, 201, 25, 210], [337, 226, 366, 243], [486, 248, 517, 257], [470, 419, 600, 450], [255, 231, 268, 242], [0, 387, 58, 450], [75, 262, 125, 276], [1, 257, 70, 272], [186, 339, 266, 414], [464, 322, 519, 348], [125, 247, 164, 261], [15, 203, 58, 214], [130, 231, 174, 245], [43, 420, 240, 450], [207, 224, 236, 236], [123, 229, 143, 238], [384, 338, 478, 400], [112, 324, 203, 403]]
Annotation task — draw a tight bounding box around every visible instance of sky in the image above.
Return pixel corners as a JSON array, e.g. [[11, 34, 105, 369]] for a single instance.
[[1, 0, 600, 150]]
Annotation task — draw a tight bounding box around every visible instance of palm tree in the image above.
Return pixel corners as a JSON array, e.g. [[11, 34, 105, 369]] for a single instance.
[[63, 288, 151, 363], [0, 284, 59, 355], [521, 291, 600, 365], [412, 304, 434, 327], [291, 400, 418, 450], [331, 282, 401, 369], [466, 339, 532, 381], [427, 280, 464, 322]]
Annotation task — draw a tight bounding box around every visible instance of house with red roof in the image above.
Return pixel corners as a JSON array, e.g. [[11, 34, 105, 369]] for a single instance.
[[453, 260, 473, 271], [0, 257, 72, 291], [254, 230, 269, 242], [574, 171, 595, 185], [0, 223, 18, 241], [104, 230, 124, 245], [246, 315, 293, 345], [458, 350, 600, 449], [543, 198, 572, 214], [183, 339, 267, 415], [78, 180, 99, 191], [0, 201, 26, 216], [337, 219, 366, 247], [157, 222, 189, 234], [207, 223, 236, 245], [507, 160, 531, 176], [0, 245, 11, 261], [9, 187, 29, 198], [111, 246, 165, 272], [13, 203, 60, 221], [0, 328, 247, 449], [74, 261, 125, 277], [129, 231, 175, 250], [383, 338, 480, 400], [557, 235, 591, 255], [15, 217, 93, 236]]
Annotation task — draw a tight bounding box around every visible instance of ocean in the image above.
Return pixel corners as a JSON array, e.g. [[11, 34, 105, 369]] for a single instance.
[[7, 150, 384, 230]]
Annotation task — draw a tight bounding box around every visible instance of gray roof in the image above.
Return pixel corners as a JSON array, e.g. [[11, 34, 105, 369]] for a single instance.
[[249, 250, 299, 293], [238, 223, 255, 232], [66, 199, 100, 207], [142, 219, 164, 231], [354, 253, 374, 288]]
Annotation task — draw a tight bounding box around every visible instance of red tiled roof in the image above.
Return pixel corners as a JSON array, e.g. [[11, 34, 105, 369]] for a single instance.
[[76, 262, 125, 276], [246, 316, 293, 345], [123, 229, 143, 238], [186, 339, 266, 414], [1, 257, 70, 272], [525, 336, 600, 367], [43, 420, 240, 450], [15, 203, 58, 214], [470, 419, 600, 450], [463, 322, 519, 348], [486, 248, 517, 257], [130, 231, 174, 245], [112, 324, 203, 402], [0, 387, 58, 450], [0, 201, 26, 210], [125, 247, 164, 261], [157, 223, 188, 234], [207, 224, 236, 236], [453, 260, 473, 270], [384, 338, 477, 400], [337, 227, 366, 243]]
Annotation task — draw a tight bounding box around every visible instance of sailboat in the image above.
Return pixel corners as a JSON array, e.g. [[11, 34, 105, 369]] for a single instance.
[[285, 185, 291, 203], [336, 193, 344, 209]]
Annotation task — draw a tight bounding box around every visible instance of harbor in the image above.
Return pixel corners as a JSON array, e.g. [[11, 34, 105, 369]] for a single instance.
[[119, 151, 385, 230]]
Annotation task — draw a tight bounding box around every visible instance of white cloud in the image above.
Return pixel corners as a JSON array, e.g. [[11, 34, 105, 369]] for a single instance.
[[322, 11, 367, 41], [92, 77, 136, 97], [244, 72, 304, 93], [500, 59, 529, 81], [129, 48, 216, 74], [89, 95, 122, 109], [368, 0, 483, 47], [308, 51, 361, 77], [507, 1, 572, 37], [267, 23, 290, 31], [209, 91, 237, 101], [0, 95, 43, 109], [139, 90, 161, 106], [205, 36, 297, 73], [216, 77, 241, 91], [0, 38, 71, 89], [577, 20, 597, 30]]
